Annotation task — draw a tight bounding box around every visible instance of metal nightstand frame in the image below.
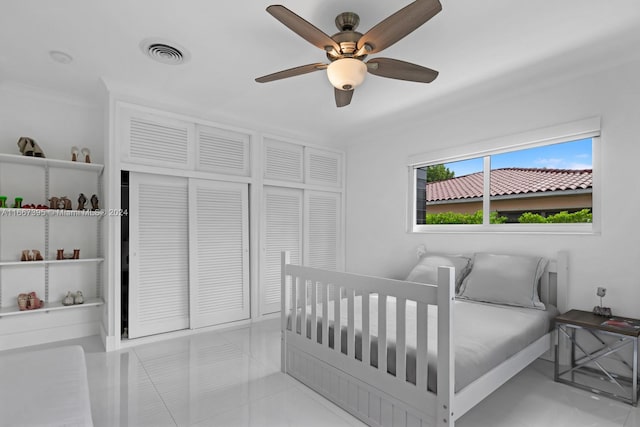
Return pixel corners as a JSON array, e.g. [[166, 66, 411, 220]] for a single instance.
[[554, 322, 639, 405]]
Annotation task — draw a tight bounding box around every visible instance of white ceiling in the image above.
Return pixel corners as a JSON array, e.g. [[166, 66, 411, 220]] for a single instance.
[[2, 1, 640, 144]]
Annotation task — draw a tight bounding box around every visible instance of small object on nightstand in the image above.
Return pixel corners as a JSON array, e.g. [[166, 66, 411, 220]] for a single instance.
[[56, 248, 64, 260], [601, 318, 640, 330], [593, 306, 612, 316], [592, 286, 612, 317], [73, 249, 80, 260]]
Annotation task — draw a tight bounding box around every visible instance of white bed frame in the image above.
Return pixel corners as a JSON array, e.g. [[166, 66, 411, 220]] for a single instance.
[[281, 251, 567, 427]]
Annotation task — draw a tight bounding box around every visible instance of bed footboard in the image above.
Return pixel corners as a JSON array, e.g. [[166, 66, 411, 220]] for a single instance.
[[281, 251, 455, 426]]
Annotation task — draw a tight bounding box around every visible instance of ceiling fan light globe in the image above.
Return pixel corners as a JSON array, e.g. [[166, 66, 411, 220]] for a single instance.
[[327, 58, 366, 91]]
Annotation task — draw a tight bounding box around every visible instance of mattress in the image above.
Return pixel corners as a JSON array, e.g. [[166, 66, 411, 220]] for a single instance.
[[291, 297, 558, 392], [0, 345, 94, 426]]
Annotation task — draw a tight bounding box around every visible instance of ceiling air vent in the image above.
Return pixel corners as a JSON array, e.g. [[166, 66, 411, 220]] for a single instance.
[[140, 38, 190, 65]]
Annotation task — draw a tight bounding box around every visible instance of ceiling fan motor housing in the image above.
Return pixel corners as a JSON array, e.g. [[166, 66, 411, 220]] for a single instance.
[[335, 12, 359, 31], [327, 30, 364, 60]]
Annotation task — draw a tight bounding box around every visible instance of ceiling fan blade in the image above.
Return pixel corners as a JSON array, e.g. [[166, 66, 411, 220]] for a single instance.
[[267, 5, 340, 53], [335, 88, 354, 107], [255, 63, 327, 83], [357, 0, 442, 54], [367, 58, 438, 83]]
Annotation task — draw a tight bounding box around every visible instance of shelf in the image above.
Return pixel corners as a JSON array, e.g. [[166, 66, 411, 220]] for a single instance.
[[0, 208, 105, 218], [0, 297, 104, 318], [0, 258, 104, 267], [0, 153, 104, 174]]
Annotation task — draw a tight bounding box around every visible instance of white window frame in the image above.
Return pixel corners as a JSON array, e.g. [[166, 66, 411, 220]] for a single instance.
[[408, 117, 601, 234]]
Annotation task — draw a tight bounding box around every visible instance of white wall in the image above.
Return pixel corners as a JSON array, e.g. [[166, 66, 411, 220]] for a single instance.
[[0, 82, 104, 163], [345, 57, 640, 318]]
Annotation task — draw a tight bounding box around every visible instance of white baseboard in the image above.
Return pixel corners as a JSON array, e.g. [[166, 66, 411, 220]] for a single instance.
[[0, 321, 101, 352]]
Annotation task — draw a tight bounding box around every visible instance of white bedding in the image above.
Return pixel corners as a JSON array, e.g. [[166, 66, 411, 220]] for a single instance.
[[0, 345, 94, 426], [293, 297, 558, 392]]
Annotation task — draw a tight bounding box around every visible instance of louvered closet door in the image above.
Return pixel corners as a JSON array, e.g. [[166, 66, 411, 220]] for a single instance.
[[129, 173, 189, 338], [189, 179, 249, 328], [304, 190, 342, 271], [261, 187, 303, 314]]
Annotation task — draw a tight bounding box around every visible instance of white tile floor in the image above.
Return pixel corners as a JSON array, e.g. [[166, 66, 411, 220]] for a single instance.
[[6, 319, 640, 426]]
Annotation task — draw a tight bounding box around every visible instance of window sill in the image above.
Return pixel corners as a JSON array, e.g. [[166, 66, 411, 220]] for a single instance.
[[411, 223, 597, 235]]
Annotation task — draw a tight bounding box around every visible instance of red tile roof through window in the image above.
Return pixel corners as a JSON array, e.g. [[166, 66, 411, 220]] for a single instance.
[[426, 168, 592, 202]]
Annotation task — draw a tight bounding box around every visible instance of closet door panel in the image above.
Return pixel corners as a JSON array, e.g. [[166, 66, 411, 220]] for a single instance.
[[263, 139, 304, 183], [190, 179, 249, 328], [120, 107, 194, 169], [129, 173, 189, 339], [196, 125, 251, 176], [304, 148, 342, 188], [304, 190, 342, 271], [261, 186, 303, 315]]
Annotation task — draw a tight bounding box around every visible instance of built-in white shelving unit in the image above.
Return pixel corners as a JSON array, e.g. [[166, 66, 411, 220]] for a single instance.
[[0, 153, 104, 318]]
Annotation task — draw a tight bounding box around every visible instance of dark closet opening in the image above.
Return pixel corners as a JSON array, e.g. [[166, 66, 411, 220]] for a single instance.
[[121, 170, 129, 338]]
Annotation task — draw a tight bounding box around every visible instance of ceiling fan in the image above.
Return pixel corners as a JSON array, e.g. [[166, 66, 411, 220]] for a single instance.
[[255, 0, 442, 107]]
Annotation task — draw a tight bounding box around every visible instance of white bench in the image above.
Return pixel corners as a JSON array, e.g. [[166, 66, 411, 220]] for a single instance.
[[0, 345, 94, 426]]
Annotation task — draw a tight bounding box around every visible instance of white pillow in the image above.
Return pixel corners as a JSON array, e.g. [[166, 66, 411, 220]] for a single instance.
[[458, 253, 547, 310], [405, 253, 472, 290]]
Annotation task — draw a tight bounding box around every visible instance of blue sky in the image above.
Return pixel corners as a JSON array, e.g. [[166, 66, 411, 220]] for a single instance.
[[443, 138, 592, 177]]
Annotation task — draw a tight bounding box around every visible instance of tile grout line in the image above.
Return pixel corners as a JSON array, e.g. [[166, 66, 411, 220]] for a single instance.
[[132, 346, 180, 427]]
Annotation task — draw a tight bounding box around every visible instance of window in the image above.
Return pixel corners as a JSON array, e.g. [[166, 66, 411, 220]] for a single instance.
[[409, 118, 600, 233]]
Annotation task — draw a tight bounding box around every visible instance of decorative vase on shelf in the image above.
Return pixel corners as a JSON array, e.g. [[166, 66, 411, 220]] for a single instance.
[[62, 292, 74, 306]]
